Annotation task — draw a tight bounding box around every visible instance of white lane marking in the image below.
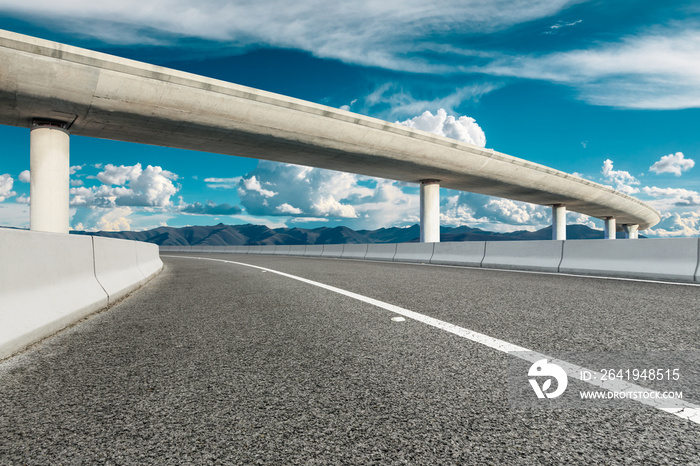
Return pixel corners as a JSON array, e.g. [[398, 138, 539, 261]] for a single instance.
[[164, 255, 700, 424], [391, 317, 406, 322]]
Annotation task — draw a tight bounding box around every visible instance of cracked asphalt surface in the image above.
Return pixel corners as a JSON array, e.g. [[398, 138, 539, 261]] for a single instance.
[[1, 253, 699, 464]]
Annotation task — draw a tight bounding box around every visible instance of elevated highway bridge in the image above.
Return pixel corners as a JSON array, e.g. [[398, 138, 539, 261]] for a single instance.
[[0, 29, 659, 241]]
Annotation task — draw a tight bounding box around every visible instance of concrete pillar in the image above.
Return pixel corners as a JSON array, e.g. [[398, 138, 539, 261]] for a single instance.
[[603, 217, 616, 240], [30, 123, 70, 233], [623, 224, 639, 239], [420, 180, 440, 243], [551, 205, 566, 241]]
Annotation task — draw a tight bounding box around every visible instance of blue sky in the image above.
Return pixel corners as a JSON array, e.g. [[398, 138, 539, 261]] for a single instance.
[[0, 0, 699, 236]]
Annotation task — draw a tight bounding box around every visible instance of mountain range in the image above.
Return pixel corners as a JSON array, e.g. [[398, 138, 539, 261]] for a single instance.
[[74, 223, 635, 245]]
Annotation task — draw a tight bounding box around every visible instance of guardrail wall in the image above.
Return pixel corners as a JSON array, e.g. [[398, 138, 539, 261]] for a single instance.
[[161, 238, 700, 283], [0, 228, 163, 359]]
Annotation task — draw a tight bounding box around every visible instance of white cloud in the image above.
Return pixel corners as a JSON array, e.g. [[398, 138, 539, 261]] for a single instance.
[[97, 163, 142, 185], [0, 174, 17, 202], [235, 161, 418, 229], [545, 19, 582, 34], [204, 176, 242, 189], [441, 190, 549, 229], [290, 217, 329, 223], [96, 206, 133, 231], [312, 196, 358, 218], [397, 108, 486, 147], [364, 84, 501, 120], [18, 170, 30, 183], [73, 163, 179, 208], [601, 159, 639, 194], [649, 152, 695, 176], [480, 28, 700, 109], [240, 175, 277, 198], [276, 203, 303, 215], [16, 194, 30, 204], [0, 1, 577, 71], [567, 211, 600, 229], [69, 165, 84, 175], [642, 186, 700, 211], [647, 211, 700, 238]]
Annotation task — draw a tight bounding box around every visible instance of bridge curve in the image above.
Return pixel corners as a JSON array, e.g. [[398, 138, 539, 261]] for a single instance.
[[0, 29, 659, 231]]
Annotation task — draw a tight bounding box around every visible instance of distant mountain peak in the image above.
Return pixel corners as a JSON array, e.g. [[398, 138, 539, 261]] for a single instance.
[[75, 222, 624, 245]]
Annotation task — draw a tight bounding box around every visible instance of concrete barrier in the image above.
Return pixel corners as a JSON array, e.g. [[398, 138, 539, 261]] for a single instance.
[[430, 241, 486, 267], [260, 245, 276, 255], [94, 236, 145, 303], [394, 243, 434, 263], [0, 229, 162, 360], [482, 240, 564, 272], [304, 245, 324, 257], [248, 245, 263, 254], [288, 245, 307, 256], [341, 244, 368, 260], [236, 246, 251, 254], [135, 241, 163, 280], [274, 245, 291, 255], [223, 245, 239, 253], [560, 238, 700, 282], [201, 245, 215, 253], [365, 244, 397, 261], [321, 244, 344, 258]]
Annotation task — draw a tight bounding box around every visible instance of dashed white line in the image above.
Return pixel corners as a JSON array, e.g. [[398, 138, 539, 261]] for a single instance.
[[165, 255, 700, 425]]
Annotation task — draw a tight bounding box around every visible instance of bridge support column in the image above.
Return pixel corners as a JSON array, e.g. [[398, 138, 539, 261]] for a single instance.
[[623, 224, 639, 239], [551, 205, 566, 240], [420, 180, 440, 243], [603, 217, 616, 240], [30, 122, 70, 234]]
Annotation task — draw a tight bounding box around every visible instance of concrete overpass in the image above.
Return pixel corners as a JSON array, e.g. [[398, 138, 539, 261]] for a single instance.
[[0, 29, 659, 241]]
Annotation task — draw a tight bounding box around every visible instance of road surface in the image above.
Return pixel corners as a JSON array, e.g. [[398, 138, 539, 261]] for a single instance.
[[1, 254, 699, 464]]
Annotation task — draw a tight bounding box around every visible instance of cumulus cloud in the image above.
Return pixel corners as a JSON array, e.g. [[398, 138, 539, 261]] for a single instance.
[[15, 194, 30, 204], [601, 159, 640, 194], [181, 201, 242, 215], [649, 152, 695, 176], [96, 206, 133, 232], [0, 174, 17, 202], [441, 191, 549, 230], [647, 211, 700, 238], [240, 176, 277, 198], [18, 170, 30, 183], [397, 109, 486, 147], [234, 161, 418, 229], [276, 203, 303, 215], [73, 163, 179, 208]]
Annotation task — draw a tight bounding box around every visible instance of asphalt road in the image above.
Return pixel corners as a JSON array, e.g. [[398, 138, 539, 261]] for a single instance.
[[1, 253, 699, 464]]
